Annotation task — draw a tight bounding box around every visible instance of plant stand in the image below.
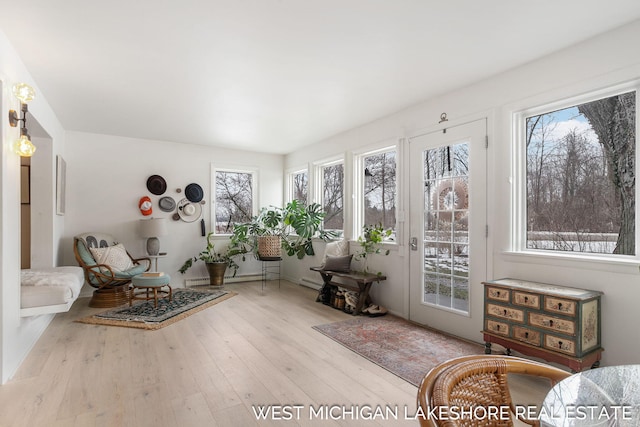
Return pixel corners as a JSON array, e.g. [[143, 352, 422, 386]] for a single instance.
[[260, 257, 281, 291]]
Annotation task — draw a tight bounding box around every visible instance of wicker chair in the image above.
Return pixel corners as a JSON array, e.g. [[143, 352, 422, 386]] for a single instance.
[[73, 232, 151, 308], [416, 355, 570, 427]]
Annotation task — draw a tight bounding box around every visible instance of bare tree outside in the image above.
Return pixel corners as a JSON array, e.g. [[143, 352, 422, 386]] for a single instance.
[[322, 163, 344, 231], [364, 151, 397, 235], [215, 171, 254, 234], [292, 171, 308, 205], [526, 91, 636, 255]]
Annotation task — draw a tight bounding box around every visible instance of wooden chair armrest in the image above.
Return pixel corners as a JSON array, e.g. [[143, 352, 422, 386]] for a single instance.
[[132, 256, 151, 271]]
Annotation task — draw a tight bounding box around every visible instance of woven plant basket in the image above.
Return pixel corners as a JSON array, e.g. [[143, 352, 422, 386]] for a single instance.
[[258, 236, 282, 259]]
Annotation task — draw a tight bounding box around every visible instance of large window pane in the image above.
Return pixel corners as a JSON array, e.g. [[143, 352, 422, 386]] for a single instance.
[[525, 91, 636, 255], [292, 170, 308, 205], [364, 151, 396, 234], [214, 170, 254, 234], [322, 163, 344, 231]]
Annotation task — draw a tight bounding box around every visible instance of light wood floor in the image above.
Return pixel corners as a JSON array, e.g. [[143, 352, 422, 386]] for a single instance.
[[0, 281, 550, 427]]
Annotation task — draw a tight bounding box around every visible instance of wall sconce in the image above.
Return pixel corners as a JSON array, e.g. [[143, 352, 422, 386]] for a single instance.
[[8, 82, 37, 157]]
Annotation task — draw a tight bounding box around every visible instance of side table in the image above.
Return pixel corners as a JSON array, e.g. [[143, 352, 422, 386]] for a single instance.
[[146, 253, 167, 272]]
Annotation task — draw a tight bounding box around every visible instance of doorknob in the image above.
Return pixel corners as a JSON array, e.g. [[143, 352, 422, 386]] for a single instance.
[[410, 237, 418, 251]]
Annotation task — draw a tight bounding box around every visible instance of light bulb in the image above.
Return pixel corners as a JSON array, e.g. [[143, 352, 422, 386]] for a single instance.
[[12, 83, 36, 103], [14, 135, 36, 157]]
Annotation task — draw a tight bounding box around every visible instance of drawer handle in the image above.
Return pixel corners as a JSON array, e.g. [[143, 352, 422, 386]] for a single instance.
[[549, 319, 554, 327], [557, 302, 563, 310], [496, 324, 501, 331], [496, 291, 501, 297], [503, 309, 508, 316], [558, 340, 563, 349], [524, 332, 529, 339], [524, 296, 529, 303]]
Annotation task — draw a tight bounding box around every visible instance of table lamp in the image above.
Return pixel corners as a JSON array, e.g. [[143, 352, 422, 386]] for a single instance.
[[139, 218, 168, 256]]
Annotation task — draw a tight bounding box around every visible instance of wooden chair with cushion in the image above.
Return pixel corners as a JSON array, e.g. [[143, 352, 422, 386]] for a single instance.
[[417, 355, 570, 427], [73, 232, 151, 308]]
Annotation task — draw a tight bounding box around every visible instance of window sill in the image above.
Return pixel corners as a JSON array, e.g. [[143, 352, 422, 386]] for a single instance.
[[501, 250, 640, 275]]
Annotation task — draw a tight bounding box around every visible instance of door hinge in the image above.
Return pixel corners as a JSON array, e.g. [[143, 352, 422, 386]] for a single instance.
[[486, 225, 489, 237], [485, 135, 489, 148]]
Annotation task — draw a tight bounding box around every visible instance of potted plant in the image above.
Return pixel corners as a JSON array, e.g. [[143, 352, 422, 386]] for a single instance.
[[179, 232, 242, 286], [230, 200, 338, 260], [355, 223, 392, 274]]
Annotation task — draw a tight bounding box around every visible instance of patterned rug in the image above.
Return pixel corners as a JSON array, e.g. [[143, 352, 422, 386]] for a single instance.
[[76, 288, 235, 330], [313, 315, 483, 386]]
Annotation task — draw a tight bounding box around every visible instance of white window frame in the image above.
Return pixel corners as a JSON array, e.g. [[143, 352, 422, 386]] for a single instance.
[[210, 164, 259, 236], [353, 143, 399, 243], [512, 81, 639, 262]]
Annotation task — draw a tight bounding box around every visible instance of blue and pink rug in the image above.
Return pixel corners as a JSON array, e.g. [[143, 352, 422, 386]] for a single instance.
[[313, 315, 483, 386]]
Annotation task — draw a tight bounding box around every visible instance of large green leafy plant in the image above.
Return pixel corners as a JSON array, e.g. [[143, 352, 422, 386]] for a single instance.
[[230, 200, 337, 259]]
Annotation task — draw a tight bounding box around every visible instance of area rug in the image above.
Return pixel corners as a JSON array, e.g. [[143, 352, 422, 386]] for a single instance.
[[76, 288, 236, 330], [312, 315, 483, 386]]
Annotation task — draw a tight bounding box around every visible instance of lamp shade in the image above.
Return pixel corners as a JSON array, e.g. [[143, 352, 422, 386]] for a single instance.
[[139, 218, 168, 238]]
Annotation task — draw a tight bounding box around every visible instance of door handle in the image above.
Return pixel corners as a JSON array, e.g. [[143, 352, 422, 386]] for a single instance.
[[410, 237, 418, 251]]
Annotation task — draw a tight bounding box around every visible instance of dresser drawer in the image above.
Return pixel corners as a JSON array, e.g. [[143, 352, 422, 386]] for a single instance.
[[544, 334, 576, 355], [529, 313, 576, 335], [513, 291, 540, 309], [486, 286, 510, 302], [485, 319, 510, 336], [486, 303, 524, 322], [544, 296, 576, 316], [512, 326, 541, 346]]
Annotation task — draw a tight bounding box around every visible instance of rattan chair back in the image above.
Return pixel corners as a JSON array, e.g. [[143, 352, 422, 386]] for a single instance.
[[417, 355, 570, 427]]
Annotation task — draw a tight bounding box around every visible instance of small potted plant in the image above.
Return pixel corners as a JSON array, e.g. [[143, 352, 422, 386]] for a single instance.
[[179, 232, 242, 287], [355, 223, 392, 274]]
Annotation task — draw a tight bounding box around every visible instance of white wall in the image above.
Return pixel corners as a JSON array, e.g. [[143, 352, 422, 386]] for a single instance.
[[284, 20, 640, 367], [0, 28, 66, 384], [62, 132, 284, 286]]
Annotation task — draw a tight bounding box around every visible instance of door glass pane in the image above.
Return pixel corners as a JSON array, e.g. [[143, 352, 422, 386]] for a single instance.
[[422, 142, 470, 313]]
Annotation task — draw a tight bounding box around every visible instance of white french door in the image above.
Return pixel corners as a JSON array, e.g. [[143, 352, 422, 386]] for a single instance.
[[408, 120, 487, 340]]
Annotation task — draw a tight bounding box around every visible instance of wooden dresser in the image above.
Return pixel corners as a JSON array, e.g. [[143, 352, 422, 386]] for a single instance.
[[482, 278, 603, 372]]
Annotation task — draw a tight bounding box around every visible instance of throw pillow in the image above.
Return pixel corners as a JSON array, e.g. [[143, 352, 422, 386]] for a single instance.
[[90, 243, 134, 272], [321, 239, 349, 267], [322, 254, 353, 273]]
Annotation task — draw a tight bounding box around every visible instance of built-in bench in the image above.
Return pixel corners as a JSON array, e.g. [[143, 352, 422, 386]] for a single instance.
[[310, 267, 386, 315], [20, 266, 84, 317]]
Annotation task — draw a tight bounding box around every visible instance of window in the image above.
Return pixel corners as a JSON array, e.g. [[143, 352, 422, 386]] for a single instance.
[[523, 89, 636, 256], [320, 161, 344, 231], [212, 168, 256, 234], [289, 169, 308, 205], [362, 148, 397, 237]]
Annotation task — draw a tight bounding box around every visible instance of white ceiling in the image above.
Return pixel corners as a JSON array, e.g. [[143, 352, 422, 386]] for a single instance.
[[2, 1, 640, 154]]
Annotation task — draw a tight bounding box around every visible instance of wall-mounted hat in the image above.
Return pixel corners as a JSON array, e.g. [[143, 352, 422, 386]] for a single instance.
[[139, 196, 153, 216], [177, 198, 202, 222], [158, 196, 176, 212], [146, 175, 167, 195], [185, 183, 203, 203]]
